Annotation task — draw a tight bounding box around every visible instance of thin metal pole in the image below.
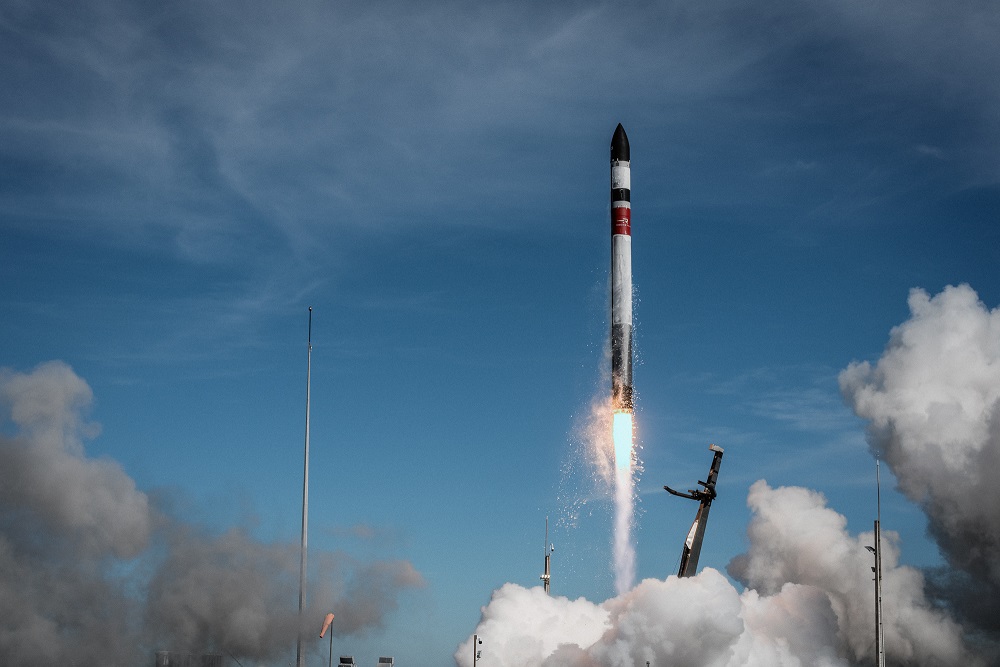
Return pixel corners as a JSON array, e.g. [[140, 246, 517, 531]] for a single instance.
[[875, 459, 885, 667], [296, 307, 313, 667], [542, 517, 551, 594]]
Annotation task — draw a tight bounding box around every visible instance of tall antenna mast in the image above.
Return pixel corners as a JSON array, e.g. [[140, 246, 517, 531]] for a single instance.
[[296, 307, 313, 667], [874, 459, 885, 667]]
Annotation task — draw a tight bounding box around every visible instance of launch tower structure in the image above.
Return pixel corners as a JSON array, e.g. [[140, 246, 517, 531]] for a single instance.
[[664, 444, 724, 577], [540, 517, 553, 594]]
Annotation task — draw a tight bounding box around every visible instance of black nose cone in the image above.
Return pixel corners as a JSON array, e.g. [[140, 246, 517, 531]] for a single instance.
[[611, 123, 629, 162]]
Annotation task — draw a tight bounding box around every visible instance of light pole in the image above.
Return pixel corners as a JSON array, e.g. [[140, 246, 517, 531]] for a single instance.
[[473, 634, 482, 667], [865, 460, 886, 667], [296, 308, 313, 667], [540, 517, 553, 594]]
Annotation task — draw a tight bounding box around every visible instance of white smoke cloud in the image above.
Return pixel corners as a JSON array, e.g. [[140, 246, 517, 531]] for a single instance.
[[730, 481, 971, 665], [840, 284, 1000, 631], [459, 480, 978, 666], [0, 361, 424, 665], [455, 584, 609, 665]]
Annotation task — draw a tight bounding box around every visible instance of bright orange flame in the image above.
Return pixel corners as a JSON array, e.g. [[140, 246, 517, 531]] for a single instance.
[[612, 410, 633, 471]]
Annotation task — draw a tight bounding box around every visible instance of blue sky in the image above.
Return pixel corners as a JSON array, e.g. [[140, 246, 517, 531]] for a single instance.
[[2, 0, 999, 664]]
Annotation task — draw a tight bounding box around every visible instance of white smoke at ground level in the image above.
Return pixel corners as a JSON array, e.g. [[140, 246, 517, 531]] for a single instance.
[[457, 569, 845, 667], [459, 480, 979, 666]]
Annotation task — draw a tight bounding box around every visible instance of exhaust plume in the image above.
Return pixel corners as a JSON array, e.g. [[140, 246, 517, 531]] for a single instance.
[[612, 411, 636, 594]]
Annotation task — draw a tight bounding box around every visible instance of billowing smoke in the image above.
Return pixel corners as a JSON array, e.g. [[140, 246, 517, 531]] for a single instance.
[[144, 525, 423, 656], [840, 284, 1000, 633], [0, 361, 151, 558], [0, 361, 424, 666], [730, 482, 971, 664], [460, 284, 1000, 666], [458, 480, 977, 666]]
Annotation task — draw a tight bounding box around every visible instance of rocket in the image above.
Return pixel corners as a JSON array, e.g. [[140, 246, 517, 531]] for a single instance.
[[610, 124, 633, 412]]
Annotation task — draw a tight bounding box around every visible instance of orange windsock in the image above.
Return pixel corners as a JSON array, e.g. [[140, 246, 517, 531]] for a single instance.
[[319, 612, 335, 638]]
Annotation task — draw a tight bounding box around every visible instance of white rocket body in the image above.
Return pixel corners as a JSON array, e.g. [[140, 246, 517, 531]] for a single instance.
[[610, 124, 633, 412]]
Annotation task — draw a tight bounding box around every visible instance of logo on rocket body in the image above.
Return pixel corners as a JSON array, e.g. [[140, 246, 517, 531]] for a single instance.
[[612, 208, 631, 236], [610, 123, 634, 413]]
